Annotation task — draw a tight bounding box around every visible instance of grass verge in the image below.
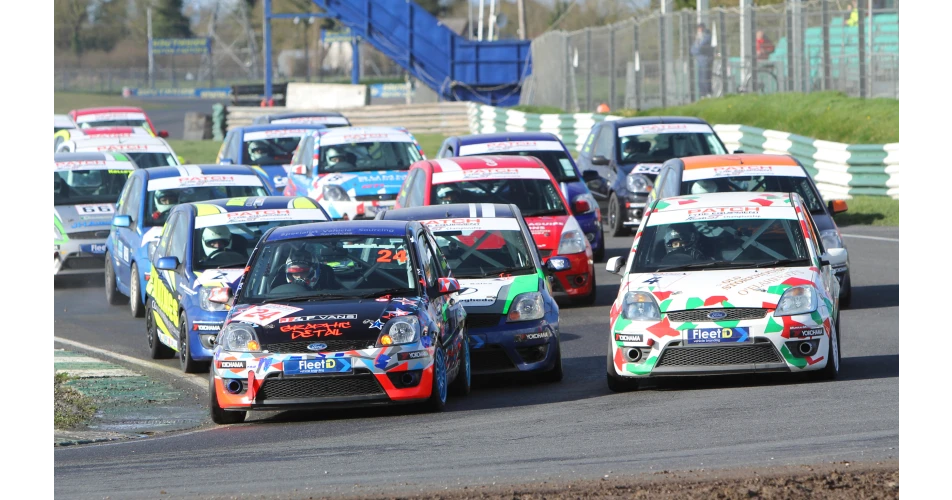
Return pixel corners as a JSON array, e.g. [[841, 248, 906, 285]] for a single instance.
[[833, 195, 899, 227], [54, 373, 97, 430]]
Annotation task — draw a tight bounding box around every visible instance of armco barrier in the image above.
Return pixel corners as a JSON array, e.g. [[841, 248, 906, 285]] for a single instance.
[[225, 102, 470, 136], [466, 103, 899, 200]]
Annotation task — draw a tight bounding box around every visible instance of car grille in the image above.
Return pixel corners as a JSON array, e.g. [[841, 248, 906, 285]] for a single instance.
[[262, 340, 375, 354], [471, 345, 515, 372], [666, 308, 768, 323], [62, 256, 105, 270], [354, 193, 398, 202], [466, 314, 501, 329], [656, 343, 782, 367], [70, 230, 111, 240], [258, 373, 384, 400]]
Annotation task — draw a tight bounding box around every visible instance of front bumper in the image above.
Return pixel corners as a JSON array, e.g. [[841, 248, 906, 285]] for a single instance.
[[467, 319, 559, 375], [609, 310, 834, 378], [54, 241, 107, 275], [319, 200, 395, 221], [622, 194, 649, 227], [212, 343, 435, 411], [544, 251, 594, 298]]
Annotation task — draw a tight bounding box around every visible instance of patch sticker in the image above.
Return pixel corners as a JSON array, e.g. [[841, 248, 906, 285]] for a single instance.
[[194, 209, 326, 228], [432, 167, 550, 184], [75, 112, 147, 123], [457, 140, 565, 156], [230, 304, 302, 326], [686, 327, 750, 344], [147, 175, 264, 191], [55, 160, 134, 171], [682, 165, 807, 181], [243, 129, 312, 141], [421, 217, 521, 232], [618, 123, 714, 136], [273, 117, 350, 125]]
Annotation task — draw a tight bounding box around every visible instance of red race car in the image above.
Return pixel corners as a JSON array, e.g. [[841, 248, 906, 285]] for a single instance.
[[395, 155, 596, 305], [68, 106, 168, 138]]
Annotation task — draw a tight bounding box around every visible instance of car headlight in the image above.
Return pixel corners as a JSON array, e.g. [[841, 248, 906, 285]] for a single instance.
[[200, 287, 229, 312], [774, 286, 818, 317], [376, 316, 421, 347], [820, 229, 844, 250], [557, 229, 586, 255], [626, 173, 653, 194], [622, 291, 661, 321], [322, 184, 350, 201], [218, 322, 261, 352], [508, 292, 544, 322]]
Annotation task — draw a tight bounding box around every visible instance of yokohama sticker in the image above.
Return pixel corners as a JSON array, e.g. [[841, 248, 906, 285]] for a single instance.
[[230, 304, 302, 325]]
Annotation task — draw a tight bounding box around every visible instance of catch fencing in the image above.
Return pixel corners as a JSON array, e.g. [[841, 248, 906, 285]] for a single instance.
[[520, 0, 899, 112]]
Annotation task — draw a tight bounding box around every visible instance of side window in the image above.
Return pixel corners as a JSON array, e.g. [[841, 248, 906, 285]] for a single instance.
[[408, 171, 425, 207], [290, 137, 306, 168], [580, 125, 598, 156], [218, 131, 233, 161], [119, 177, 142, 224], [805, 208, 825, 256], [425, 231, 450, 276], [437, 141, 452, 158], [116, 176, 136, 216], [418, 231, 438, 287], [593, 127, 614, 159], [398, 169, 416, 207], [167, 215, 189, 264], [154, 216, 174, 259]]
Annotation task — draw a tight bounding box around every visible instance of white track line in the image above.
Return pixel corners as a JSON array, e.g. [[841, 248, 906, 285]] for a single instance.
[[841, 234, 899, 242], [54, 336, 206, 389]]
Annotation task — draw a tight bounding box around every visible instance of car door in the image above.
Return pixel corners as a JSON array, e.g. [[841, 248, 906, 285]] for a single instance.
[[114, 175, 143, 290], [155, 212, 190, 333], [418, 228, 461, 372], [585, 125, 616, 209]]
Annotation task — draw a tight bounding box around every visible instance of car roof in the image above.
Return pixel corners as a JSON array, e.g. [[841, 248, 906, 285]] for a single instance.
[[54, 115, 77, 127], [456, 132, 560, 145], [380, 203, 518, 221], [142, 164, 261, 180], [72, 107, 146, 116], [680, 153, 800, 170], [71, 127, 152, 137], [237, 124, 328, 133], [426, 155, 546, 172], [266, 219, 412, 242], [657, 192, 795, 211], [69, 136, 173, 151], [186, 196, 323, 213], [610, 116, 712, 127]]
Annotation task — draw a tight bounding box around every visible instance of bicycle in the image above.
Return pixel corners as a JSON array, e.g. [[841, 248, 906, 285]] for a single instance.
[[738, 61, 780, 94]]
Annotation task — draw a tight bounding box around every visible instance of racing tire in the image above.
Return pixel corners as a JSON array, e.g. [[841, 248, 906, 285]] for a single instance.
[[104, 253, 126, 305], [608, 193, 629, 237], [129, 263, 145, 318], [839, 272, 853, 309], [606, 350, 639, 392], [573, 272, 597, 306], [146, 300, 175, 360], [179, 312, 210, 374], [810, 319, 841, 381], [539, 341, 564, 383], [449, 334, 471, 397], [424, 346, 448, 412], [592, 231, 606, 262], [209, 372, 246, 425]]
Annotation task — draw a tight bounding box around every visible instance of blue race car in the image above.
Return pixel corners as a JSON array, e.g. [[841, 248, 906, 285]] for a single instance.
[[105, 165, 273, 318], [437, 132, 606, 262], [252, 111, 352, 128], [216, 124, 327, 192], [378, 203, 565, 381], [145, 196, 330, 373], [283, 126, 426, 220]]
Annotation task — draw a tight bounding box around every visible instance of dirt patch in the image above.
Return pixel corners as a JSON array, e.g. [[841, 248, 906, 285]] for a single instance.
[[340, 461, 898, 500], [54, 373, 97, 430]]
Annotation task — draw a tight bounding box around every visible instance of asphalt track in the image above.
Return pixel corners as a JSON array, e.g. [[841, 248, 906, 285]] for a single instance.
[[53, 226, 899, 499]]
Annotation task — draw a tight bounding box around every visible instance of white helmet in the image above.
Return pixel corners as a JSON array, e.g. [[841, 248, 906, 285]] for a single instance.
[[202, 226, 231, 256], [154, 190, 179, 213], [67, 170, 102, 195], [325, 147, 343, 163], [691, 179, 718, 194]]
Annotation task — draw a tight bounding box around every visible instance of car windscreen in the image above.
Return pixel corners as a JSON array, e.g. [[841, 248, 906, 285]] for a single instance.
[[239, 235, 417, 301], [243, 136, 302, 166], [54, 169, 130, 205], [127, 152, 176, 168], [430, 227, 535, 279], [465, 150, 579, 182], [192, 219, 324, 271], [319, 141, 422, 173], [80, 119, 151, 130], [681, 175, 825, 213], [631, 217, 810, 274], [430, 179, 567, 217], [617, 132, 726, 165], [144, 186, 269, 227]]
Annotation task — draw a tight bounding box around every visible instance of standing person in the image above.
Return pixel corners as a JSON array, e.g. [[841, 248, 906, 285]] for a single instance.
[[844, 0, 859, 27], [691, 23, 714, 98], [756, 31, 775, 60]]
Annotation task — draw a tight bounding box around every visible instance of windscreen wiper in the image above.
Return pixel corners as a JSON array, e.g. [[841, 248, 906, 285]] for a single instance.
[[262, 292, 354, 303], [749, 258, 812, 268], [360, 288, 414, 299], [653, 261, 730, 272]]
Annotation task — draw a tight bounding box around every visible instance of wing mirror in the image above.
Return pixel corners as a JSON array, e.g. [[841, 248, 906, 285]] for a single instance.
[[827, 247, 847, 259], [591, 155, 610, 166], [605, 256, 626, 275], [828, 199, 848, 214], [545, 256, 572, 272], [155, 256, 179, 271], [437, 277, 461, 295], [582, 169, 600, 182], [573, 198, 592, 214], [112, 215, 131, 228], [158, 130, 169, 138]]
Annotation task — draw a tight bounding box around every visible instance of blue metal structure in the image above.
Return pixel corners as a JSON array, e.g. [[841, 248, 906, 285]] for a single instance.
[[262, 0, 532, 105]]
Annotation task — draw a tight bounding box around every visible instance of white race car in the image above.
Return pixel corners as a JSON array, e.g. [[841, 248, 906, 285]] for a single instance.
[[604, 191, 842, 391], [56, 135, 182, 169]]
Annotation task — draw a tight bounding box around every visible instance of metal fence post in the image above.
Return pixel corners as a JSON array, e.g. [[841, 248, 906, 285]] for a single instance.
[[609, 24, 616, 110], [660, 14, 667, 108], [858, 1, 867, 97], [585, 28, 592, 111], [750, 8, 757, 93], [633, 23, 641, 110], [719, 10, 727, 94], [562, 34, 570, 112], [822, 0, 831, 90], [786, 3, 794, 92]]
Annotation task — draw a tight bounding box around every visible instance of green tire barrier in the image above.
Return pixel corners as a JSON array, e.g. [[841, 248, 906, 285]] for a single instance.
[[212, 103, 226, 141], [467, 103, 899, 200]]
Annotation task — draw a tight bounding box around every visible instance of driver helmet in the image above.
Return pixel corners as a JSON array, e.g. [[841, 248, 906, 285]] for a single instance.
[[691, 179, 719, 194], [325, 147, 344, 165], [664, 226, 696, 254], [67, 170, 102, 195], [437, 186, 459, 204], [202, 226, 231, 256], [285, 250, 320, 288], [248, 141, 268, 162], [154, 190, 179, 214]]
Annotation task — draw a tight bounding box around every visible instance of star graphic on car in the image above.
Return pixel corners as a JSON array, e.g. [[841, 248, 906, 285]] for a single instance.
[[370, 320, 384, 330]]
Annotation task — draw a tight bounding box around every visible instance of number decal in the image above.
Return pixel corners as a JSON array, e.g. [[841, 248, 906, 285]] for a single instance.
[[377, 249, 393, 262], [393, 249, 407, 263]]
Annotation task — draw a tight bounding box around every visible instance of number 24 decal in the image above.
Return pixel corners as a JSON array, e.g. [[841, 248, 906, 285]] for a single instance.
[[377, 249, 408, 263]]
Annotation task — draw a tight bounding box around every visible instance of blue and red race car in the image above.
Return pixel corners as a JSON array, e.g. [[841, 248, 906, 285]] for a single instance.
[[216, 124, 327, 192]]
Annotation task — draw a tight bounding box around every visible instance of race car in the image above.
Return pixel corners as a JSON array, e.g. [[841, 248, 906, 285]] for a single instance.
[[105, 165, 273, 318], [54, 114, 77, 134], [54, 126, 152, 152], [603, 191, 843, 391], [437, 132, 606, 262], [283, 126, 426, 220], [216, 124, 327, 192], [378, 203, 564, 380], [647, 153, 853, 308], [57, 135, 183, 168], [576, 117, 728, 236], [208, 220, 470, 424], [68, 106, 168, 137], [252, 111, 352, 128], [394, 155, 596, 305], [55, 152, 137, 276], [145, 196, 330, 373]]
